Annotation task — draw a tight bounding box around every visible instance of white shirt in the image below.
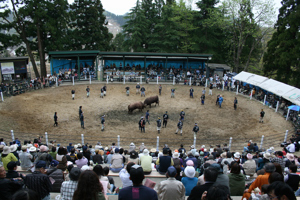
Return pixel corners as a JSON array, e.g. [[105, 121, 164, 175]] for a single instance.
[[119, 169, 133, 188], [287, 143, 295, 153]]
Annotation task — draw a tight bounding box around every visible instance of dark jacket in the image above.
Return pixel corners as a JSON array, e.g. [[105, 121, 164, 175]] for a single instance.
[[6, 170, 25, 179], [24, 171, 53, 199], [0, 178, 24, 200], [47, 168, 64, 193], [188, 182, 214, 200], [93, 154, 103, 164], [228, 173, 245, 196]]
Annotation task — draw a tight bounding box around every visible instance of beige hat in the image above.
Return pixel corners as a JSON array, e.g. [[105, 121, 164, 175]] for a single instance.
[[221, 152, 227, 158], [184, 166, 195, 178], [29, 146, 37, 152], [173, 152, 179, 158], [10, 144, 17, 152], [286, 153, 295, 161], [3, 146, 10, 154], [150, 148, 156, 153], [264, 152, 271, 159], [21, 146, 28, 151]]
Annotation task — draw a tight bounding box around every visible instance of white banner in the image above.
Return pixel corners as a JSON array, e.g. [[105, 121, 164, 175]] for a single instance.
[[1, 62, 15, 74]]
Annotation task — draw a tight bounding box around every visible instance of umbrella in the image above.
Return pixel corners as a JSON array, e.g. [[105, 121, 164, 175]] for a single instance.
[[288, 105, 300, 112]]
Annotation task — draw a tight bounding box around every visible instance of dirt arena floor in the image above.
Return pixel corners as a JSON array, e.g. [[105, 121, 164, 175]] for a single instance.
[[0, 83, 293, 150]]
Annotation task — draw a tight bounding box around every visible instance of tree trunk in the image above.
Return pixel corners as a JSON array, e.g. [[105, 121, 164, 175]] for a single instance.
[[37, 25, 46, 77]]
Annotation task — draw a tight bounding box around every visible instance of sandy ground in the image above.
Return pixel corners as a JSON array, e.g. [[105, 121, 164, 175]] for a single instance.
[[0, 83, 293, 151]]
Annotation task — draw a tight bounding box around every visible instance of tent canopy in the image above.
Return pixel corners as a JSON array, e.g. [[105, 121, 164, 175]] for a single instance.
[[234, 71, 300, 106]]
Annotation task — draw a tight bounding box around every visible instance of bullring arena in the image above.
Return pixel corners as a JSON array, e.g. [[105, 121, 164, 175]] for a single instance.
[[0, 82, 293, 151]]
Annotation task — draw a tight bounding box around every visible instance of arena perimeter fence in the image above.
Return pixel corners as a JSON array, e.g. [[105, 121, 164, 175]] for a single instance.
[[0, 128, 295, 152]]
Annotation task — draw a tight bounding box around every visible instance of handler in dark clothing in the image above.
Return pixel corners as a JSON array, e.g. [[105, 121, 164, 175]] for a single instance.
[[71, 89, 75, 100], [80, 112, 84, 129], [79, 106, 82, 120], [54, 112, 58, 127], [139, 117, 146, 133], [24, 161, 52, 200], [6, 161, 25, 179], [155, 149, 174, 175], [188, 167, 218, 200], [0, 165, 24, 200], [163, 111, 169, 128]]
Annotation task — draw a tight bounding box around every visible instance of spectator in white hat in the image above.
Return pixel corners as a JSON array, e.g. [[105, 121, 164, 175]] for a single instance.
[[139, 149, 152, 175], [243, 153, 256, 176], [181, 166, 197, 196], [1, 146, 18, 170]]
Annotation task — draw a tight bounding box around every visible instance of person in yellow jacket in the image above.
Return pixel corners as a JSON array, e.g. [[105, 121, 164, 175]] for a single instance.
[[1, 146, 18, 170]]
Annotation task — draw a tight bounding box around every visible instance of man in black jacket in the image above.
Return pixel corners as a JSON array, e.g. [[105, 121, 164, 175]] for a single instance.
[[0, 165, 23, 200], [24, 161, 53, 200], [188, 167, 218, 200]]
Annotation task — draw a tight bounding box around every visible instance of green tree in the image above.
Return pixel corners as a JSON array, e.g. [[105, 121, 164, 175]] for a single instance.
[[263, 0, 300, 87], [111, 32, 125, 51], [69, 0, 113, 50]]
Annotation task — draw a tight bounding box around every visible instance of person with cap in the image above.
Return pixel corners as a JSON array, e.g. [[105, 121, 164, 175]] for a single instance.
[[60, 167, 81, 200], [286, 141, 296, 153], [190, 87, 194, 98], [18, 145, 33, 171], [234, 97, 238, 110], [139, 143, 146, 153], [139, 149, 152, 175], [242, 162, 276, 200], [119, 162, 135, 188], [86, 85, 90, 98], [47, 160, 64, 193], [156, 148, 174, 175], [101, 115, 105, 131], [188, 167, 219, 200], [95, 142, 103, 150], [140, 86, 146, 97], [67, 143, 74, 153], [172, 152, 181, 168], [156, 166, 185, 200], [100, 86, 104, 98], [218, 95, 224, 108], [179, 110, 185, 121], [110, 148, 123, 172], [184, 152, 198, 170], [34, 145, 52, 168], [125, 86, 130, 96], [163, 111, 169, 128], [93, 149, 104, 164], [79, 106, 83, 120], [243, 153, 256, 176], [157, 117, 162, 134], [171, 88, 175, 98], [182, 166, 198, 196], [118, 164, 158, 200], [175, 119, 183, 136], [136, 83, 140, 94], [80, 112, 84, 129], [1, 146, 18, 170], [192, 123, 199, 137], [54, 112, 58, 127], [10, 144, 19, 162], [25, 160, 53, 200], [0, 164, 24, 200], [200, 94, 205, 105], [103, 85, 107, 96], [6, 161, 25, 179], [139, 117, 146, 133], [228, 162, 245, 196], [71, 89, 75, 100], [145, 110, 150, 124]]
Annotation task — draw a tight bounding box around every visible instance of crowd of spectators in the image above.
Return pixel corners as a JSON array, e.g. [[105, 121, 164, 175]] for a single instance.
[[0, 137, 299, 200]]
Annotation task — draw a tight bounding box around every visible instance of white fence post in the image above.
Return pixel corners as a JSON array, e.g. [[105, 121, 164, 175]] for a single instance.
[[263, 95, 267, 105], [193, 136, 196, 148], [286, 109, 290, 121], [229, 137, 232, 151], [56, 77, 58, 87], [123, 75, 125, 84], [156, 136, 159, 152], [11, 130, 14, 141], [157, 76, 158, 85], [222, 83, 224, 91], [81, 134, 84, 145], [85, 74, 87, 80], [284, 130, 289, 143], [275, 101, 279, 113], [140, 76, 142, 84], [236, 85, 239, 95], [118, 135, 120, 148], [45, 132, 48, 146], [173, 76, 175, 85], [0, 92, 3, 102], [89, 75, 91, 84], [189, 77, 192, 86], [205, 79, 208, 87], [72, 76, 75, 86], [106, 75, 109, 84], [260, 135, 264, 149], [250, 90, 253, 100]]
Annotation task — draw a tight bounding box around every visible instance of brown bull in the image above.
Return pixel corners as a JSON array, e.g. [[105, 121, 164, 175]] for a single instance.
[[128, 101, 145, 113], [144, 95, 159, 108]]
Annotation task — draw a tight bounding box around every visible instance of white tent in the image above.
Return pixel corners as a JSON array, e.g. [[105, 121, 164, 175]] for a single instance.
[[234, 71, 300, 106]]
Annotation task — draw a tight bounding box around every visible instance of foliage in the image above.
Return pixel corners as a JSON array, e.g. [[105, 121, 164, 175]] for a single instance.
[[263, 0, 300, 87]]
